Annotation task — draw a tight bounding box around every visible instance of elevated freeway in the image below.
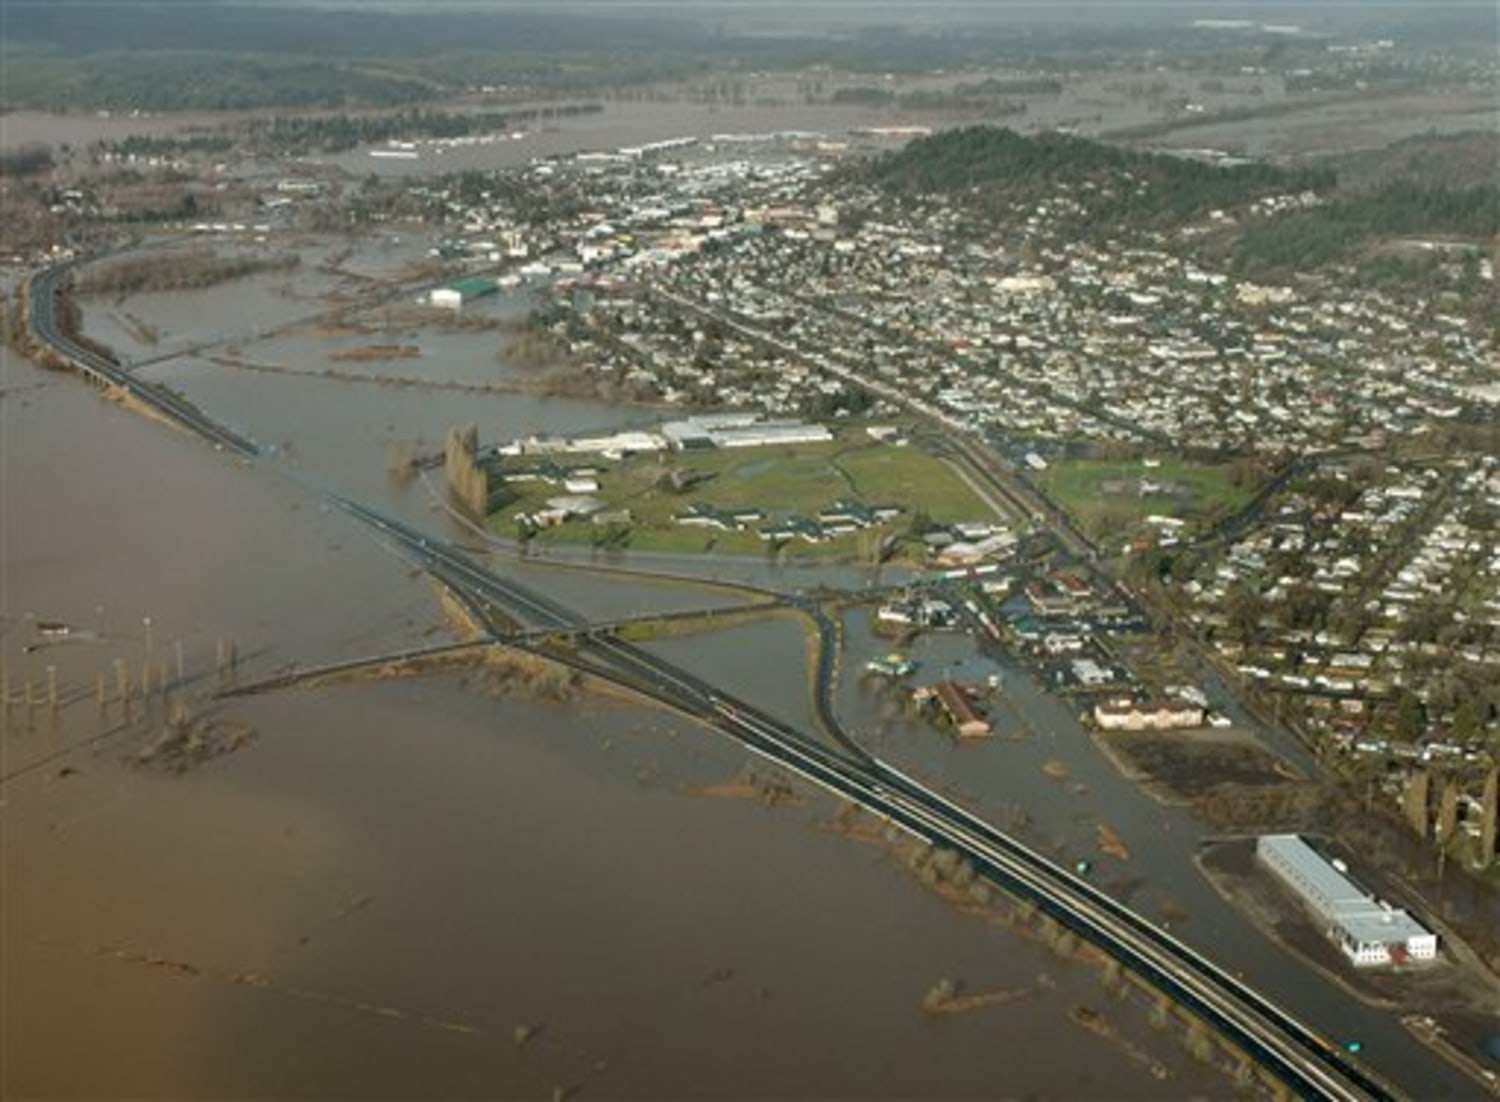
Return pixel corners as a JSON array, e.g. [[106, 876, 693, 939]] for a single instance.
[[20, 254, 1407, 1102], [25, 263, 260, 458], [326, 492, 1396, 1102]]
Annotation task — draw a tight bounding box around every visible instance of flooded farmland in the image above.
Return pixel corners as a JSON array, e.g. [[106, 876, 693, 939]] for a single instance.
[[6, 185, 1487, 1094], [3, 320, 1226, 1096]]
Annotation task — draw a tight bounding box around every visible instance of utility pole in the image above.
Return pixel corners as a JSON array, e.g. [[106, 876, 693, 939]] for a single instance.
[[115, 657, 130, 723]]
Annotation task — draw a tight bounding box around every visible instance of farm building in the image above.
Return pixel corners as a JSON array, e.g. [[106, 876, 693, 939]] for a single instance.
[[928, 681, 992, 738]]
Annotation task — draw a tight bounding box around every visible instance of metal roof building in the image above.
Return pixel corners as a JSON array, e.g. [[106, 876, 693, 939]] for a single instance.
[[1257, 834, 1438, 967], [660, 415, 831, 450], [430, 278, 498, 309]]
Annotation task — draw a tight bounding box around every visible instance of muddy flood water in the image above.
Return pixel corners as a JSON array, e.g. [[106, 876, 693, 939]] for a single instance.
[[7, 223, 1489, 1096], [2, 299, 1234, 1097]]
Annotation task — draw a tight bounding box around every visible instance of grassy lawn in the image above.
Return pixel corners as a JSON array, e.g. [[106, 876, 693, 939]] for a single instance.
[[1034, 456, 1259, 542], [484, 434, 995, 559]]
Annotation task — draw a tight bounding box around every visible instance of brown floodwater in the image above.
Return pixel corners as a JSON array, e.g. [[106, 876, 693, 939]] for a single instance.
[[7, 212, 1487, 1095], [3, 335, 1226, 1096], [9, 238, 1488, 1093]]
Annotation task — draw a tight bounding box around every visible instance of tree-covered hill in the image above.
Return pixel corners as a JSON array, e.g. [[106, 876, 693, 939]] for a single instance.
[[864, 125, 1336, 224], [1232, 181, 1500, 277], [865, 126, 1498, 284]]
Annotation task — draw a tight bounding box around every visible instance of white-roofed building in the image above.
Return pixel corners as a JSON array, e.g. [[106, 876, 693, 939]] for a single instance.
[[661, 415, 831, 450], [1257, 834, 1438, 967]]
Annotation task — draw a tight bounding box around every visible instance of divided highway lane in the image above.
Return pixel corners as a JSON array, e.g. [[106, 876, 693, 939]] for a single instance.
[[711, 705, 1393, 1102], [23, 255, 1406, 1100], [324, 494, 572, 636], [708, 701, 1386, 1102], [868, 764, 1399, 1102], [26, 264, 260, 458], [324, 493, 1394, 1102]]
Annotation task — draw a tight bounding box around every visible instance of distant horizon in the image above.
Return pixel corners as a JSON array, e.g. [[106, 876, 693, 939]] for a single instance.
[[7, 0, 1496, 7]]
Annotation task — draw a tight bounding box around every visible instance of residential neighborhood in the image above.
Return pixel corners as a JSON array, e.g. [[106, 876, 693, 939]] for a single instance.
[[382, 125, 1497, 872]]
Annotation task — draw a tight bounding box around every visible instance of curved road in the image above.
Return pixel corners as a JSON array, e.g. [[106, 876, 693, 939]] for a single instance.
[[25, 263, 260, 458], [330, 492, 1397, 1102], [26, 257, 1411, 1101]]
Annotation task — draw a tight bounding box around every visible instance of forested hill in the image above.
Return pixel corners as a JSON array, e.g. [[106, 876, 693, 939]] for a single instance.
[[864, 126, 1335, 223]]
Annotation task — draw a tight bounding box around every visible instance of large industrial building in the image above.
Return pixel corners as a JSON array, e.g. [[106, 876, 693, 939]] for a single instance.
[[1256, 834, 1438, 967], [429, 278, 498, 309], [661, 414, 832, 450], [506, 415, 831, 457]]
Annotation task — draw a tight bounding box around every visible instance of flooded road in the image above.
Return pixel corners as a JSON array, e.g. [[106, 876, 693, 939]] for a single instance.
[[10, 230, 1489, 1093], [830, 611, 1486, 1097], [3, 334, 1220, 1096], [7, 217, 1488, 1095], [4, 56, 1495, 1094]]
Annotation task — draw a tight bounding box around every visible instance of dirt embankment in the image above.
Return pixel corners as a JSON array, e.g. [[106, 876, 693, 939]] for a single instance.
[[921, 977, 1033, 1015], [134, 710, 258, 774], [329, 344, 420, 362]]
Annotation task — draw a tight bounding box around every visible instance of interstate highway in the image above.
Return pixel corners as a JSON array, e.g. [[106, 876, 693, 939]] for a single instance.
[[331, 493, 1396, 1102], [26, 263, 260, 458], [23, 261, 1399, 1101]]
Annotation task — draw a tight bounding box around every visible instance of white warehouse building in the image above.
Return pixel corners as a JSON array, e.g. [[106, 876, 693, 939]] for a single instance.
[[1257, 834, 1438, 967]]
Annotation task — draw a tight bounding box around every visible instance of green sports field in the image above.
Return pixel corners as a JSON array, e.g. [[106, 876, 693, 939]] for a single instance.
[[485, 435, 997, 559], [1033, 456, 1259, 543]]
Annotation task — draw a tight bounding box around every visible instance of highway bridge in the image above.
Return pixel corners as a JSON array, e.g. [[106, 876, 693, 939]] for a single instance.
[[504, 597, 791, 643], [328, 492, 1396, 1102], [25, 264, 259, 458], [22, 256, 1399, 1102]]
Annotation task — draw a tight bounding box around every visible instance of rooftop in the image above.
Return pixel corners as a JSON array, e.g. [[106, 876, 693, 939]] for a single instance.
[[1260, 834, 1432, 946]]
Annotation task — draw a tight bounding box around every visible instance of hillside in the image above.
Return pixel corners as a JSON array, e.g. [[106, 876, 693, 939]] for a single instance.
[[867, 126, 1498, 285], [1323, 130, 1500, 195], [864, 125, 1335, 223]]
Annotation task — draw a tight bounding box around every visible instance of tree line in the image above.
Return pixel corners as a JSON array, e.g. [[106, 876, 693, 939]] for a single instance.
[[4, 52, 438, 112], [0, 143, 54, 178], [865, 125, 1335, 224], [78, 250, 300, 296], [248, 103, 603, 155], [1233, 181, 1500, 275]]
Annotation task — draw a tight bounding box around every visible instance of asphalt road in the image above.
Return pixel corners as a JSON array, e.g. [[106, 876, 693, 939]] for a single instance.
[[330, 491, 1398, 1102], [22, 256, 1448, 1102]]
